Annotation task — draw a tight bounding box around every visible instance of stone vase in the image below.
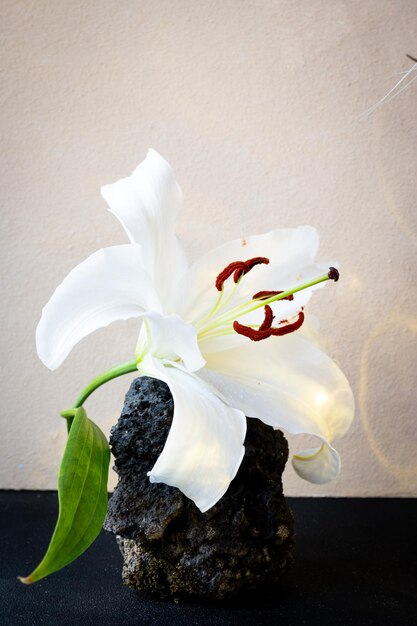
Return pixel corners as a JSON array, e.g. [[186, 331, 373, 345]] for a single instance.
[[104, 377, 294, 602]]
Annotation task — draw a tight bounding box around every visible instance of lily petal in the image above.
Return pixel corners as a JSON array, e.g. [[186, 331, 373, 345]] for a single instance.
[[292, 441, 341, 483], [199, 325, 354, 483], [139, 357, 246, 512], [36, 244, 160, 370], [138, 312, 206, 372], [176, 226, 324, 325], [101, 149, 187, 307]]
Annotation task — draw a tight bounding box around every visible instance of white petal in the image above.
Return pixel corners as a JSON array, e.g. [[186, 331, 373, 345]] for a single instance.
[[138, 312, 206, 372], [200, 328, 354, 483], [101, 149, 187, 307], [175, 226, 324, 325], [292, 441, 340, 483], [139, 358, 246, 512], [36, 244, 160, 370]]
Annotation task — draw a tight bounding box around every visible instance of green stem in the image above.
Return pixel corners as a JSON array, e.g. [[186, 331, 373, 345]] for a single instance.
[[60, 359, 138, 432]]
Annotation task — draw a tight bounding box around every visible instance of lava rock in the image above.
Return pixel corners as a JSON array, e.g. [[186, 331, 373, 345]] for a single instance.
[[104, 377, 294, 602]]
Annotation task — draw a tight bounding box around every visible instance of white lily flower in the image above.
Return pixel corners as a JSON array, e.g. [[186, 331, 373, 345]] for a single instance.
[[36, 149, 354, 513]]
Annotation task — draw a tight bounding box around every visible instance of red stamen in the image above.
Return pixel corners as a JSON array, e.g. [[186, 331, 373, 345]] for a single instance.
[[233, 309, 305, 342], [232, 320, 272, 342], [215, 257, 269, 291], [233, 266, 246, 282], [259, 305, 274, 331], [215, 262, 246, 291], [245, 257, 270, 270], [252, 290, 294, 301], [270, 311, 304, 336], [233, 257, 269, 282]]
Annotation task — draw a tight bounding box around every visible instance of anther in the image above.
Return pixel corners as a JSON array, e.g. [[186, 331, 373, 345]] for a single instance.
[[215, 257, 270, 291], [233, 307, 305, 342], [328, 267, 339, 282], [245, 257, 270, 270], [252, 290, 294, 301], [270, 311, 304, 336], [232, 320, 272, 342], [259, 305, 274, 332], [215, 262, 246, 291]]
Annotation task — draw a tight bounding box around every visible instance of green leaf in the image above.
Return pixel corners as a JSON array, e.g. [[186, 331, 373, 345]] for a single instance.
[[19, 407, 110, 584]]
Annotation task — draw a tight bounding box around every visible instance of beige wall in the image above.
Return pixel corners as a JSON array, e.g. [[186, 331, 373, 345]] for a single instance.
[[1, 1, 416, 496]]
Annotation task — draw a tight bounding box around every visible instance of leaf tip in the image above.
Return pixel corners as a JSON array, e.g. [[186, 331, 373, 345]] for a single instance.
[[17, 575, 34, 585]]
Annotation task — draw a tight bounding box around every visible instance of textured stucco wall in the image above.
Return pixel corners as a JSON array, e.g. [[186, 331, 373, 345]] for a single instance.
[[1, 1, 416, 496]]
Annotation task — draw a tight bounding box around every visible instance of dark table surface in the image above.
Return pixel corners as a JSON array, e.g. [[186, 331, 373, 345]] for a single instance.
[[1, 491, 416, 626]]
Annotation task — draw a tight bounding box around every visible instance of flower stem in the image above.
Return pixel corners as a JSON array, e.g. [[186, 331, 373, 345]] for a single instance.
[[60, 359, 138, 432]]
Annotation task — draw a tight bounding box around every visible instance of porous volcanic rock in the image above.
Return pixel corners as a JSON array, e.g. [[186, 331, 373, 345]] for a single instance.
[[104, 377, 294, 602]]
